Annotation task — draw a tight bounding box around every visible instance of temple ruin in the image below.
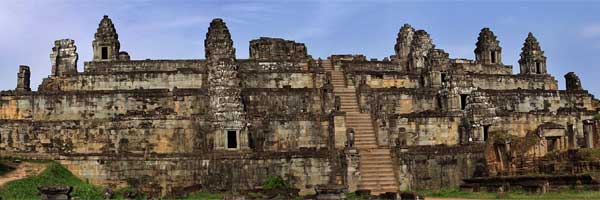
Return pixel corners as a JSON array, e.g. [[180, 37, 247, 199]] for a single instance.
[[0, 16, 599, 197]]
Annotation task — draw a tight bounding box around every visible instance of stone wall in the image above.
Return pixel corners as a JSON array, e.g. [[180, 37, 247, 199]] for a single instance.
[[84, 60, 207, 73], [56, 151, 334, 196], [40, 72, 206, 91], [249, 37, 310, 61], [393, 144, 486, 191]]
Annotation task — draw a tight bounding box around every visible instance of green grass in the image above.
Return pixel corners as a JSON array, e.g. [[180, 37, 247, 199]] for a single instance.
[[417, 188, 600, 199], [0, 161, 104, 199]]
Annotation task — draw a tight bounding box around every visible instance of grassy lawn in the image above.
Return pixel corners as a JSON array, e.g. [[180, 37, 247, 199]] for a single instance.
[[0, 161, 104, 199], [418, 188, 600, 199]]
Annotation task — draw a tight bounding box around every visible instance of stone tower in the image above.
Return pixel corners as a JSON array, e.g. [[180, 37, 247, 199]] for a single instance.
[[16, 65, 31, 91], [93, 15, 120, 61], [565, 72, 583, 91], [205, 18, 247, 150], [394, 24, 415, 67], [50, 39, 78, 76], [408, 30, 434, 72], [474, 28, 502, 65], [519, 33, 547, 75]]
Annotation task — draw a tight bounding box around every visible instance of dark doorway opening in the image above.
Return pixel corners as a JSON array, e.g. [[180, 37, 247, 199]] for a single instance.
[[101, 47, 108, 59], [441, 73, 447, 84], [460, 94, 468, 110], [536, 62, 541, 74], [483, 125, 490, 141], [490, 51, 497, 64], [227, 130, 237, 149], [547, 137, 558, 152]]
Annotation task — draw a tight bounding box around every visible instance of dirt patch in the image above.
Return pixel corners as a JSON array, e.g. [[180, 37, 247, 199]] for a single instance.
[[0, 162, 47, 187]]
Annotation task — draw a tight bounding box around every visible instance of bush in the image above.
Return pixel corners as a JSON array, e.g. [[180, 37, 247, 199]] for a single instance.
[[576, 148, 600, 161], [0, 162, 15, 176], [262, 176, 291, 190]]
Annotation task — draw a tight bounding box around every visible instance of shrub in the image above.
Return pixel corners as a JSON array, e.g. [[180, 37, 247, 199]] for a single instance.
[[262, 176, 291, 190]]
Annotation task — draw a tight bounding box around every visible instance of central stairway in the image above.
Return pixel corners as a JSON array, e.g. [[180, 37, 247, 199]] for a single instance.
[[324, 60, 398, 195]]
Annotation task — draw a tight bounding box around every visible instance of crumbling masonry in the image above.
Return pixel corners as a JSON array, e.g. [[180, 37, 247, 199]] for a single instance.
[[1, 16, 599, 196]]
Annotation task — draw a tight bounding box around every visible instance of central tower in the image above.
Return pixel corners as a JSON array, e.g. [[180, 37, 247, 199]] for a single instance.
[[205, 18, 247, 150]]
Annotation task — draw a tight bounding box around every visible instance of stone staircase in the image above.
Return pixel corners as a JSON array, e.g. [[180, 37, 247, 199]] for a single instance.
[[323, 60, 398, 195]]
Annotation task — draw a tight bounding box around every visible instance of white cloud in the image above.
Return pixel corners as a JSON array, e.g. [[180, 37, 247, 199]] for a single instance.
[[580, 24, 600, 38]]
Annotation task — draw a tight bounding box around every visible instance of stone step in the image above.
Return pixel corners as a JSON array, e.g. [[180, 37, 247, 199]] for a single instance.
[[360, 166, 394, 171], [360, 149, 392, 154], [354, 139, 376, 143], [347, 121, 372, 125], [353, 134, 376, 138], [353, 134, 375, 138], [360, 176, 397, 182], [348, 120, 373, 123], [340, 107, 359, 110], [360, 157, 393, 162], [346, 114, 370, 117], [346, 116, 371, 119], [353, 132, 375, 135], [360, 168, 396, 173], [353, 135, 376, 138], [347, 118, 372, 121], [360, 171, 395, 176], [355, 140, 377, 144], [359, 160, 394, 165], [348, 128, 374, 132], [355, 144, 378, 149], [361, 155, 392, 159], [351, 130, 375, 134], [358, 179, 397, 185], [358, 183, 398, 189], [347, 123, 373, 127]]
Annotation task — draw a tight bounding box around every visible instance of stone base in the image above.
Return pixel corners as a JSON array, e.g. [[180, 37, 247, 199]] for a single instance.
[[38, 185, 72, 200], [315, 184, 348, 200]]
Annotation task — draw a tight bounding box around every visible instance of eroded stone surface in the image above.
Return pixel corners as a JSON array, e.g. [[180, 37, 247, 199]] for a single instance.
[[1, 16, 599, 196]]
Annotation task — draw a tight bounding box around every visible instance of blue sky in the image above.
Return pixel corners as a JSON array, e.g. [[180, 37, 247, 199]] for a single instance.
[[1, 0, 599, 96]]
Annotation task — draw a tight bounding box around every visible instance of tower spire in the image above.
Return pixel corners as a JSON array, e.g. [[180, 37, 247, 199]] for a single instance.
[[519, 32, 547, 75], [474, 27, 502, 65], [93, 15, 120, 61]]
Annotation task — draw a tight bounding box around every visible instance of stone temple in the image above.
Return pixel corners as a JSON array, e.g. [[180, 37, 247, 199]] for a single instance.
[[1, 15, 599, 197]]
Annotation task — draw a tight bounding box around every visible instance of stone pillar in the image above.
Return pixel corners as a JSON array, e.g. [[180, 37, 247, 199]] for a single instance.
[[565, 72, 583, 91], [568, 124, 577, 149], [50, 39, 78, 76], [16, 65, 31, 91], [38, 185, 72, 200], [408, 30, 434, 72], [584, 120, 594, 148], [393, 24, 414, 68]]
